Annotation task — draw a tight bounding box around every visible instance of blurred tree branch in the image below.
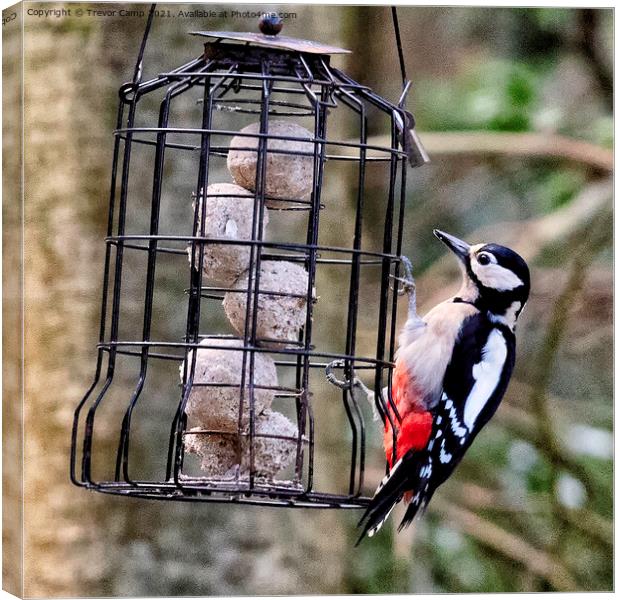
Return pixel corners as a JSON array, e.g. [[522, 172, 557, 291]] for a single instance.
[[428, 496, 577, 591], [416, 131, 612, 173], [560, 507, 612, 550], [449, 481, 612, 551], [361, 131, 613, 172]]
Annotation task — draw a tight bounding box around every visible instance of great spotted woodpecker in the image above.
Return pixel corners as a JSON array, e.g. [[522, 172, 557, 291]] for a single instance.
[[358, 229, 530, 540]]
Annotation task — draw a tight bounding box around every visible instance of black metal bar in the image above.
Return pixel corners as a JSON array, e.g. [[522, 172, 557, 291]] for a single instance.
[[81, 68, 143, 485], [391, 6, 407, 89], [115, 134, 399, 162], [113, 126, 407, 158], [386, 158, 409, 459], [99, 346, 383, 371], [99, 341, 396, 368], [115, 77, 184, 483], [131, 4, 156, 85], [105, 235, 402, 261], [157, 70, 365, 88], [109, 242, 389, 265], [331, 89, 365, 494], [70, 98, 126, 487], [127, 57, 207, 100], [174, 71, 216, 486], [238, 56, 273, 489]]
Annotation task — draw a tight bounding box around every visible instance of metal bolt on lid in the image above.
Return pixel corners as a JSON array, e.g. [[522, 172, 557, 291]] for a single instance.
[[258, 14, 283, 36]]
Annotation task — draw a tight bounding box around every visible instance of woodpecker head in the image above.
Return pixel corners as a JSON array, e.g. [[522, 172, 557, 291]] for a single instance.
[[434, 229, 530, 328]]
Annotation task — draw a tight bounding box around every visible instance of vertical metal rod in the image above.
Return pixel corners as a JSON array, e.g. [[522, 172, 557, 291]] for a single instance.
[[291, 65, 311, 486], [386, 157, 408, 423], [165, 66, 233, 482], [70, 99, 125, 486], [114, 80, 175, 483], [391, 6, 407, 89], [237, 57, 272, 491], [339, 89, 367, 496], [81, 77, 143, 484], [172, 73, 214, 486], [298, 69, 327, 494], [132, 4, 156, 86], [375, 115, 401, 470]]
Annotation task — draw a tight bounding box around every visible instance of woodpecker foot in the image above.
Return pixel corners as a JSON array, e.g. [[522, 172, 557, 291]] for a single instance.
[[325, 360, 381, 421], [394, 255, 421, 324], [325, 359, 349, 389], [352, 377, 381, 422], [394, 255, 416, 297], [394, 255, 426, 340]]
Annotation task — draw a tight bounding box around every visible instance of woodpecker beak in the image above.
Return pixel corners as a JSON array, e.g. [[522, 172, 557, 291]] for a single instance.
[[433, 229, 470, 263]]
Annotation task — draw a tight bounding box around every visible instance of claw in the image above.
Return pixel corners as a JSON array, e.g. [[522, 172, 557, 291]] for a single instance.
[[395, 256, 416, 296], [390, 255, 416, 296], [396, 255, 423, 327], [352, 377, 381, 422], [399, 255, 414, 284], [394, 276, 416, 296]]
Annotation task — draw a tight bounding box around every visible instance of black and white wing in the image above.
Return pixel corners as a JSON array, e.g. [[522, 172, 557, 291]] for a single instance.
[[398, 312, 515, 530]]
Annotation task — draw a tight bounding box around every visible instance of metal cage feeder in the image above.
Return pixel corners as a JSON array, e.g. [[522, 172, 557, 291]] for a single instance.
[[71, 9, 427, 508]]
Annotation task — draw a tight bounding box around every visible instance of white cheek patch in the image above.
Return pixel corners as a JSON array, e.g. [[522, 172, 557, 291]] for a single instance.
[[472, 261, 524, 291], [463, 329, 507, 429]]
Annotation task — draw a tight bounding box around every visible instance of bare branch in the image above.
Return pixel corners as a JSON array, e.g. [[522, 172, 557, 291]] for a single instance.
[[362, 131, 613, 172], [429, 497, 578, 591]]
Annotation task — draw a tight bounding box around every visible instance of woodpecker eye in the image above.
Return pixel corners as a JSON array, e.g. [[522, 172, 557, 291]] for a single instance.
[[477, 252, 492, 265]]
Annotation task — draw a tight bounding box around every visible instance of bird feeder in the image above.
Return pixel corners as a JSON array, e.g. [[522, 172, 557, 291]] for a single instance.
[[71, 8, 428, 508]]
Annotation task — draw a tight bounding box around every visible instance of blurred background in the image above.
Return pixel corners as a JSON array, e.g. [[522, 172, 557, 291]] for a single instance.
[[6, 2, 612, 595]]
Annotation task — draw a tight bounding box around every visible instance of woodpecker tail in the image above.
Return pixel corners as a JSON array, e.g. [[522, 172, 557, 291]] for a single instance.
[[397, 485, 435, 532], [356, 450, 424, 544]]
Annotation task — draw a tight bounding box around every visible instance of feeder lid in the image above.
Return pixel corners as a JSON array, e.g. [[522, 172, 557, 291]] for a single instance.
[[190, 31, 351, 55]]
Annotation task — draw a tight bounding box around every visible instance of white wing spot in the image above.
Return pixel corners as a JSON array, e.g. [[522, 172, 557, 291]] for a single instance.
[[419, 462, 433, 478], [439, 439, 453, 463], [448, 403, 468, 438], [367, 502, 397, 537]]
